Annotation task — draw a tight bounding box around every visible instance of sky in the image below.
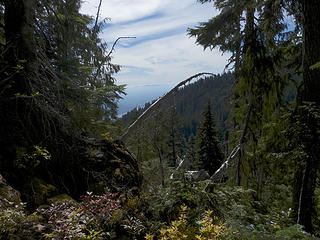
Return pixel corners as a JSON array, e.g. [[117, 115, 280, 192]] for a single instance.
[[80, 0, 231, 114]]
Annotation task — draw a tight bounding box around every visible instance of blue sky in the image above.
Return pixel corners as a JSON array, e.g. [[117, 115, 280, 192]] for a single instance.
[[80, 0, 230, 114]]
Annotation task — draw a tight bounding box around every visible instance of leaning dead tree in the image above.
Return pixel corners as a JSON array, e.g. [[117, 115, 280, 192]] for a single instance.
[[121, 72, 215, 141], [209, 100, 253, 185], [210, 144, 241, 183]]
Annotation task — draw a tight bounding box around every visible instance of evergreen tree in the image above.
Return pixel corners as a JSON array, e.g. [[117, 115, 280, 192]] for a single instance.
[[0, 0, 126, 199], [190, 0, 288, 187], [188, 0, 244, 72], [291, 0, 320, 232], [166, 106, 185, 168], [37, 0, 125, 135], [185, 134, 196, 170], [196, 100, 224, 175], [190, 0, 320, 232]]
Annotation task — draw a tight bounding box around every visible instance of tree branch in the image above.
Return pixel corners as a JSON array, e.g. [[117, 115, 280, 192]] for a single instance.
[[106, 37, 136, 58], [94, 0, 103, 31]]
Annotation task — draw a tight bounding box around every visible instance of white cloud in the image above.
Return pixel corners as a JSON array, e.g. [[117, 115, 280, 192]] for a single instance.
[[99, 1, 217, 42], [81, 0, 168, 23], [112, 32, 230, 87], [80, 1, 229, 112]]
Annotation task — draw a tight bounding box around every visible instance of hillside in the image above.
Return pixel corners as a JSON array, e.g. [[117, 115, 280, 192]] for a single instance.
[[121, 72, 235, 140]]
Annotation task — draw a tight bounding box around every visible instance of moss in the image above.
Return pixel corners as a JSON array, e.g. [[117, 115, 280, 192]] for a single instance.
[[47, 194, 75, 205], [83, 139, 142, 193], [114, 168, 123, 180], [88, 181, 109, 194], [26, 211, 45, 223], [22, 178, 58, 209]]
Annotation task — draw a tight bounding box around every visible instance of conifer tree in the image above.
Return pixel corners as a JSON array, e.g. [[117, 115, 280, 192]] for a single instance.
[[38, 0, 125, 135], [166, 107, 185, 167], [189, 0, 288, 186], [185, 134, 196, 170], [0, 0, 127, 199], [190, 0, 320, 232], [291, 0, 320, 232], [196, 100, 224, 175], [188, 0, 244, 72]]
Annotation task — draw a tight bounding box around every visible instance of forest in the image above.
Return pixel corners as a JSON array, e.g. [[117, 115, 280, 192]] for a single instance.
[[0, 0, 319, 239]]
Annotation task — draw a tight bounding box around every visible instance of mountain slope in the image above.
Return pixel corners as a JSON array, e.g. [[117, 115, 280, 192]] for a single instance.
[[121, 72, 235, 140]]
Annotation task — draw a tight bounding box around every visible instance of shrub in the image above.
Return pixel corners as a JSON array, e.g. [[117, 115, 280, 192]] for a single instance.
[[42, 190, 120, 239], [0, 207, 26, 239], [196, 210, 226, 240], [145, 205, 226, 240]]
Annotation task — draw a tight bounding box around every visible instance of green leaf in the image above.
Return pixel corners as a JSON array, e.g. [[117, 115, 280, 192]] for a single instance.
[[309, 61, 320, 70]]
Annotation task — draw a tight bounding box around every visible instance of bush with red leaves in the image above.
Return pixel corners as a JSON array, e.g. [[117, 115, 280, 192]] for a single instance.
[[42, 189, 120, 239]]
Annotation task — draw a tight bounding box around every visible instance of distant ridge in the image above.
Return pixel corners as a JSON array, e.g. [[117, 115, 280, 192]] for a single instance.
[[121, 72, 235, 140]]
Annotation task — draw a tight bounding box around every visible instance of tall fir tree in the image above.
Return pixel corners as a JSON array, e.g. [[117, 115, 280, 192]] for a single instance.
[[166, 106, 185, 168], [291, 0, 320, 232], [189, 0, 288, 187], [196, 100, 224, 175], [185, 134, 196, 170]]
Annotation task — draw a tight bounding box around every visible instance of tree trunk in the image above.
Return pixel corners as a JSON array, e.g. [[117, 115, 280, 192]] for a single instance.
[[293, 0, 320, 233], [1, 0, 36, 169], [235, 4, 255, 186], [3, 0, 36, 95], [300, 0, 320, 105], [243, 5, 255, 54], [154, 128, 165, 187], [234, 9, 242, 74]]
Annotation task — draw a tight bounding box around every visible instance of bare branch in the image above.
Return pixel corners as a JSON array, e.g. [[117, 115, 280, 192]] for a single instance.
[[107, 37, 136, 58], [94, 0, 103, 31]]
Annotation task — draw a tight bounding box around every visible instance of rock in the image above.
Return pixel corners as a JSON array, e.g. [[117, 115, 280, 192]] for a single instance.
[[175, 156, 189, 171], [83, 139, 142, 193], [0, 174, 22, 210], [170, 169, 210, 182], [185, 169, 210, 182], [1, 137, 141, 212]]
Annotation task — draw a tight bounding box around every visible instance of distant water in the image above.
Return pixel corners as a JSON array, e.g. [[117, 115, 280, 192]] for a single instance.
[[117, 84, 171, 116]]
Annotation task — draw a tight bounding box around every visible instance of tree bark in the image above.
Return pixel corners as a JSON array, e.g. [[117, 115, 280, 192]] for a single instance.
[[293, 0, 320, 233], [3, 0, 36, 95], [1, 0, 36, 146], [300, 0, 320, 105], [0, 0, 39, 188]]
